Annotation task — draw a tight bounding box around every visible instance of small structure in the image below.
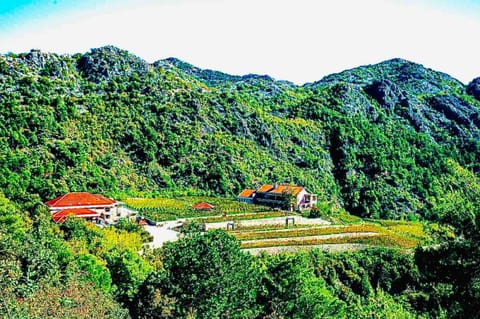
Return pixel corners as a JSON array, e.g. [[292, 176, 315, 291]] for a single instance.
[[193, 202, 215, 210], [137, 218, 148, 226], [45, 192, 132, 224], [237, 183, 317, 211], [237, 189, 256, 204], [285, 217, 295, 227]]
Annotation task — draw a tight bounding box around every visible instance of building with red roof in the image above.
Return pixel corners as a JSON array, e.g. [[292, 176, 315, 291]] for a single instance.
[[51, 208, 100, 223], [192, 202, 215, 210], [45, 192, 130, 224], [237, 189, 256, 204], [237, 183, 317, 211]]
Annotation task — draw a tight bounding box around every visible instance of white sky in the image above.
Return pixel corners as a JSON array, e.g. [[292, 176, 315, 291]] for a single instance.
[[1, 0, 479, 84]]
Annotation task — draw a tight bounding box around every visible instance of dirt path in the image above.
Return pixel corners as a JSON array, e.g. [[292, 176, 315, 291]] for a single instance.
[[144, 221, 181, 248]]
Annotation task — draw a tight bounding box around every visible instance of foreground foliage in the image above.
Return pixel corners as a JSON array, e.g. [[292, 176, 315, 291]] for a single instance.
[[1, 191, 479, 318]]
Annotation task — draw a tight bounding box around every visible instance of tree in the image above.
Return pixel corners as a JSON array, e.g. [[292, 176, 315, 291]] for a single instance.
[[14, 274, 129, 319], [135, 230, 260, 319], [257, 253, 346, 318], [105, 249, 152, 306], [353, 289, 417, 319], [0, 191, 28, 239]]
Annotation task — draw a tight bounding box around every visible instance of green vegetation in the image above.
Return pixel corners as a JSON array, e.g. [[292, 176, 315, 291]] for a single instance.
[[234, 222, 426, 246], [234, 224, 382, 241], [1, 47, 479, 223], [241, 233, 418, 250], [125, 196, 268, 221], [1, 47, 479, 318], [0, 201, 138, 318], [0, 188, 477, 318]]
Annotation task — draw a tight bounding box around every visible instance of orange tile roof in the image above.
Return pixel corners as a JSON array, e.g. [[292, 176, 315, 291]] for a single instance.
[[257, 184, 274, 193], [238, 189, 255, 197], [45, 192, 116, 208], [193, 202, 215, 210], [269, 185, 304, 196], [138, 218, 148, 226], [51, 208, 100, 223]]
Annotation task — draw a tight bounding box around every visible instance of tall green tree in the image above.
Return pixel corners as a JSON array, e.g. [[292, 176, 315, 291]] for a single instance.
[[257, 253, 346, 318], [134, 230, 260, 319]]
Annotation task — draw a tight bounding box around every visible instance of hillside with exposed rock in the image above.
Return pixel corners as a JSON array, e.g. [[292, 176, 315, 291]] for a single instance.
[[0, 46, 479, 220]]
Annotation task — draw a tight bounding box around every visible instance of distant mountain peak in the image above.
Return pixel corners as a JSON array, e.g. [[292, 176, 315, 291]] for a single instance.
[[309, 57, 464, 95], [77, 46, 150, 82], [154, 56, 292, 88]]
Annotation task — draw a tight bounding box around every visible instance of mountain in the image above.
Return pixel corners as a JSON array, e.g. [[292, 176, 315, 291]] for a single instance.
[[0, 46, 479, 219]]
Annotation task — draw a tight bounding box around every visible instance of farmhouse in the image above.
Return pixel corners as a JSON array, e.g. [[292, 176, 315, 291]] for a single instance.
[[45, 192, 133, 224], [237, 189, 256, 204], [237, 184, 317, 211]]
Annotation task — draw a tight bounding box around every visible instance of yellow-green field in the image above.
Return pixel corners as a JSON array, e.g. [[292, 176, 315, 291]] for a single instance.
[[124, 196, 270, 221], [235, 222, 424, 250], [125, 196, 429, 252]]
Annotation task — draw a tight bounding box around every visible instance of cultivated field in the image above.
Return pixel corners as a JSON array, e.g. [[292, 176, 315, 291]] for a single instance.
[[124, 196, 270, 221], [127, 196, 429, 253]]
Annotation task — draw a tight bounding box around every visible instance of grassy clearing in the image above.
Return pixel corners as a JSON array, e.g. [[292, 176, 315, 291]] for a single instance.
[[229, 223, 321, 232], [366, 219, 429, 241], [327, 211, 364, 224], [387, 223, 427, 240]]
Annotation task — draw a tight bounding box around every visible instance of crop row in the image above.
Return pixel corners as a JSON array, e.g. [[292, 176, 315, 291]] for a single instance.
[[228, 223, 320, 232], [240, 233, 417, 249], [124, 196, 269, 218], [386, 224, 427, 240], [233, 224, 382, 241]]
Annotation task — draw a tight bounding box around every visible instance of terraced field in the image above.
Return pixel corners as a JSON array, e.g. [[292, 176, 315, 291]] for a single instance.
[[124, 196, 271, 221], [129, 196, 429, 252], [224, 219, 426, 251]]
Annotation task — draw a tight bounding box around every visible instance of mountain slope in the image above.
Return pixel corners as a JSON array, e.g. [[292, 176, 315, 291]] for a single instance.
[[0, 46, 479, 219]]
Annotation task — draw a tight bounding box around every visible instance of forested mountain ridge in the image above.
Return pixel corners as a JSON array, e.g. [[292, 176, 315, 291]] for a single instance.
[[1, 46, 479, 220], [2, 46, 480, 319]]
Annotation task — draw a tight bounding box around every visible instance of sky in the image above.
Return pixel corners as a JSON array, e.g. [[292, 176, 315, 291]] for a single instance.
[[0, 0, 479, 84]]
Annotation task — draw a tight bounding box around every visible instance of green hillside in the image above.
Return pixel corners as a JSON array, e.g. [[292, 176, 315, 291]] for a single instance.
[[1, 46, 480, 318], [1, 46, 479, 221]]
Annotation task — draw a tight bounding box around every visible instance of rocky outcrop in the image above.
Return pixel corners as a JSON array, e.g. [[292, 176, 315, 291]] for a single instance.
[[0, 49, 71, 78], [310, 58, 464, 95], [77, 46, 150, 82], [467, 77, 480, 101], [156, 57, 295, 99], [364, 79, 408, 111], [425, 95, 480, 138]]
